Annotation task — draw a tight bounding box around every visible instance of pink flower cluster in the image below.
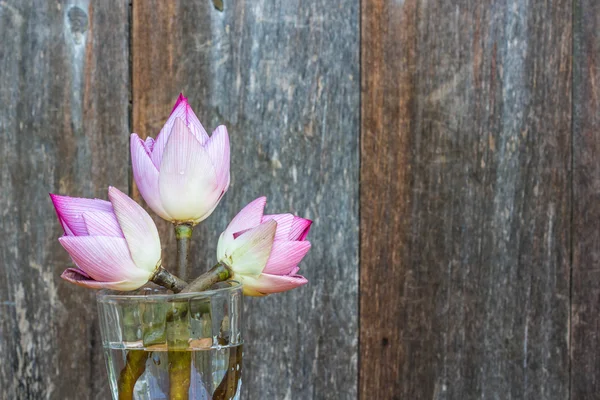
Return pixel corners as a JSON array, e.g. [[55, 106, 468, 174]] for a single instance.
[[51, 95, 311, 295]]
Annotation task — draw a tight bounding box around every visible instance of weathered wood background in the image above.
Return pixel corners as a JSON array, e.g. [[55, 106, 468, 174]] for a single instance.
[[0, 0, 598, 399]]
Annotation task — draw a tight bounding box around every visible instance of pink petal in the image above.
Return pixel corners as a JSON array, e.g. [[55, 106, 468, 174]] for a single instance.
[[61, 268, 134, 290], [158, 118, 221, 222], [131, 134, 172, 220], [108, 187, 162, 272], [61, 220, 75, 236], [50, 194, 113, 236], [263, 241, 311, 275], [239, 273, 308, 296], [205, 125, 231, 191], [261, 214, 294, 242], [170, 93, 187, 114], [225, 197, 267, 235], [227, 219, 277, 276], [194, 189, 227, 225], [180, 101, 209, 145], [143, 136, 155, 153], [83, 211, 123, 237], [59, 236, 151, 286], [289, 217, 313, 241], [233, 228, 252, 240], [151, 98, 209, 167]]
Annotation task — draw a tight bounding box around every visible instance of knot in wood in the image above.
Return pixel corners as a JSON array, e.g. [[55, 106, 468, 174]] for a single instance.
[[67, 6, 88, 44]]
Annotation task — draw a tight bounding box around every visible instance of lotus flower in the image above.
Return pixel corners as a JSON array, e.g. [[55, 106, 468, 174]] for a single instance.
[[131, 94, 230, 225], [217, 197, 312, 296], [50, 187, 162, 290]]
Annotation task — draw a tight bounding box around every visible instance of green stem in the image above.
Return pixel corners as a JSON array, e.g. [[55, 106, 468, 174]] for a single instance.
[[181, 263, 231, 293], [151, 266, 187, 293], [175, 223, 193, 280], [167, 297, 191, 400], [168, 350, 192, 400], [168, 223, 193, 400], [181, 265, 238, 398], [212, 344, 243, 399], [118, 350, 149, 400], [117, 306, 145, 399]]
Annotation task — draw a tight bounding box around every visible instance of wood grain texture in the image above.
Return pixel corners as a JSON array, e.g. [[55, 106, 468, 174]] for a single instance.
[[360, 1, 572, 399], [572, 0, 600, 398], [0, 1, 129, 399], [133, 1, 359, 399]]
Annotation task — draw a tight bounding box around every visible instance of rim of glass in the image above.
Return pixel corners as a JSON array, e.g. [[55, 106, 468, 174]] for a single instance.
[[96, 280, 242, 302]]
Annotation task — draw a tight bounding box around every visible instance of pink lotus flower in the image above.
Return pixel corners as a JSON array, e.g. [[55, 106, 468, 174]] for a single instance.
[[131, 94, 230, 225], [51, 187, 162, 291], [217, 197, 312, 296]]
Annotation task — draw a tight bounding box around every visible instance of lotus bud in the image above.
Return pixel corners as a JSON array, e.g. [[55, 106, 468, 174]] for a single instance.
[[216, 197, 312, 296], [50, 187, 164, 291], [130, 94, 230, 225]]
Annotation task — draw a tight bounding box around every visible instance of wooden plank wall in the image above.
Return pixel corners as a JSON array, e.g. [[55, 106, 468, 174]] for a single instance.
[[572, 0, 600, 398], [132, 1, 359, 399], [1, 0, 600, 399], [0, 1, 129, 399], [360, 0, 573, 399]]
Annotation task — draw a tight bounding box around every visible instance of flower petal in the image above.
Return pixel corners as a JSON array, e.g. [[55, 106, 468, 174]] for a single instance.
[[108, 187, 162, 273], [61, 268, 135, 290], [194, 189, 227, 225], [289, 217, 313, 241], [261, 214, 294, 242], [151, 97, 209, 167], [83, 211, 123, 237], [143, 136, 155, 153], [158, 118, 221, 222], [263, 241, 311, 275], [59, 236, 151, 287], [217, 231, 233, 265], [237, 273, 308, 296], [226, 219, 277, 276], [205, 125, 231, 191], [50, 194, 113, 236], [170, 94, 209, 143], [179, 99, 209, 145], [225, 197, 267, 236], [61, 220, 75, 236], [131, 134, 172, 220], [170, 93, 187, 114]]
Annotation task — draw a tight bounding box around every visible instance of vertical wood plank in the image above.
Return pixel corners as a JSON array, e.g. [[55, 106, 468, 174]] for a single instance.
[[133, 1, 359, 398], [0, 1, 130, 398], [360, 1, 572, 398], [572, 0, 600, 398]]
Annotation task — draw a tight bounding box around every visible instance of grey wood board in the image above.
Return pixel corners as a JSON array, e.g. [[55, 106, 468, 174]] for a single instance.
[[572, 0, 600, 398], [0, 1, 130, 399], [360, 0, 572, 398], [132, 1, 359, 399]]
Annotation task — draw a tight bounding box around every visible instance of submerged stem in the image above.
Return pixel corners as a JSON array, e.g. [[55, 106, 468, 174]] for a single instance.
[[118, 350, 149, 400], [175, 223, 193, 280], [213, 344, 243, 399], [168, 350, 192, 400], [181, 263, 231, 293], [117, 307, 146, 399]]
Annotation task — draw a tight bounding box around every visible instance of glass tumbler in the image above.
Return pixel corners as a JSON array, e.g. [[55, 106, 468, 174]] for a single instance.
[[96, 281, 243, 400]]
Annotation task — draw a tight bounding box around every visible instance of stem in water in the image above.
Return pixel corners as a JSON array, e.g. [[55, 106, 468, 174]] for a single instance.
[[118, 350, 149, 400], [167, 223, 193, 400]]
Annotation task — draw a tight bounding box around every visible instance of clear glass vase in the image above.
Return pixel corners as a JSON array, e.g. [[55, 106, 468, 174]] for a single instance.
[[96, 281, 243, 400]]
